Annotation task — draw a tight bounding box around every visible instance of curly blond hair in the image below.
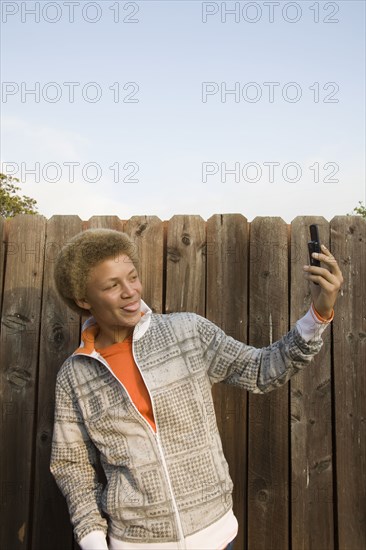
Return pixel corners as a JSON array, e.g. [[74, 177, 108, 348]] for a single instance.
[[54, 228, 138, 316]]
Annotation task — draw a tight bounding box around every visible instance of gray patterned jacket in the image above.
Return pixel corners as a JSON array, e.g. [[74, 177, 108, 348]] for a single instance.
[[50, 301, 323, 547]]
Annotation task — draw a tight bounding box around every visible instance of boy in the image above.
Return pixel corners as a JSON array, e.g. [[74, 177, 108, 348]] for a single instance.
[[50, 228, 343, 550]]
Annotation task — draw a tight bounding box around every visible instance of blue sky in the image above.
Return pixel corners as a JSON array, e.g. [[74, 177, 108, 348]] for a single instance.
[[1, 0, 365, 222]]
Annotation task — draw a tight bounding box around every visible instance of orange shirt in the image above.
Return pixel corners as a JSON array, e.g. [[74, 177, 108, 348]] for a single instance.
[[97, 337, 156, 432], [76, 321, 156, 432]]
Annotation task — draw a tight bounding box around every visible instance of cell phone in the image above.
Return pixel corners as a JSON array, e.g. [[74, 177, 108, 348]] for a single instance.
[[308, 224, 321, 267], [307, 224, 321, 285]]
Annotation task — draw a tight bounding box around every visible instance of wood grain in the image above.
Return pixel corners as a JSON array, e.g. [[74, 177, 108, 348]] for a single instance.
[[332, 215, 366, 550], [0, 216, 6, 317], [206, 214, 248, 550], [87, 215, 124, 231], [247, 217, 289, 550], [0, 214, 364, 550], [290, 216, 334, 550], [0, 214, 46, 550], [165, 215, 206, 315], [32, 216, 83, 550], [124, 216, 164, 313]]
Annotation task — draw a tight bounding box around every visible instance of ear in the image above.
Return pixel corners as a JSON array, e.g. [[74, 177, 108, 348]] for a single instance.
[[74, 297, 92, 311]]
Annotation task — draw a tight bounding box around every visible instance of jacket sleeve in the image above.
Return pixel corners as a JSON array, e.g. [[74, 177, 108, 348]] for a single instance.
[[50, 362, 109, 548], [195, 314, 325, 393]]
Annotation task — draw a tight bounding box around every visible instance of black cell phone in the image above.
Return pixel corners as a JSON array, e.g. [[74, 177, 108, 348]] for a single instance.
[[307, 224, 321, 285]]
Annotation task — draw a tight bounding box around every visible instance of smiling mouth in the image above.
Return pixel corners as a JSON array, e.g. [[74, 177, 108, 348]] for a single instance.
[[121, 301, 140, 313]]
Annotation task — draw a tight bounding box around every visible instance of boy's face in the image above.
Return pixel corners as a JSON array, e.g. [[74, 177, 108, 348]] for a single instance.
[[75, 253, 143, 338]]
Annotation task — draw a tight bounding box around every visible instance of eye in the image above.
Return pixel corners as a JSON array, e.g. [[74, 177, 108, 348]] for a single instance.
[[104, 282, 118, 290]]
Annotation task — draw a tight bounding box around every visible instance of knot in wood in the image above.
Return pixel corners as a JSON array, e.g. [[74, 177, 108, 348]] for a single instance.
[[257, 489, 269, 503], [167, 248, 180, 263], [316, 380, 330, 395], [135, 223, 147, 237], [3, 313, 31, 333], [7, 367, 32, 389], [313, 458, 331, 474], [181, 234, 191, 246], [50, 323, 66, 347]]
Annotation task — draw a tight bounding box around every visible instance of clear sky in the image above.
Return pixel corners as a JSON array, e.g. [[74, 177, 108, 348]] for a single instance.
[[1, 0, 365, 222]]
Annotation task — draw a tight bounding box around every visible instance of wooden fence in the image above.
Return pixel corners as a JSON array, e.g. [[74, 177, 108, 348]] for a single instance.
[[0, 214, 365, 550]]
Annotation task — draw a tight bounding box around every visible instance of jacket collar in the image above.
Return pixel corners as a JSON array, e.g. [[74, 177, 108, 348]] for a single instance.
[[73, 299, 152, 357]]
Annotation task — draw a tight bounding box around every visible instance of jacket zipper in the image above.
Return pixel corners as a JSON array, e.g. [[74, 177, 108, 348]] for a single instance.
[[131, 341, 186, 550], [74, 342, 186, 549]]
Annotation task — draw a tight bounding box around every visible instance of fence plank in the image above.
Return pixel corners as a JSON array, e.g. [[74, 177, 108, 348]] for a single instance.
[[165, 215, 206, 315], [332, 215, 366, 550], [0, 217, 6, 318], [290, 216, 334, 550], [206, 214, 248, 550], [124, 216, 164, 313], [247, 217, 289, 550], [0, 214, 46, 550], [87, 215, 124, 231], [32, 216, 83, 550]]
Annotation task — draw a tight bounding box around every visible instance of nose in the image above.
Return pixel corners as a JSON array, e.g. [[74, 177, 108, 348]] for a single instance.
[[120, 281, 134, 298]]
